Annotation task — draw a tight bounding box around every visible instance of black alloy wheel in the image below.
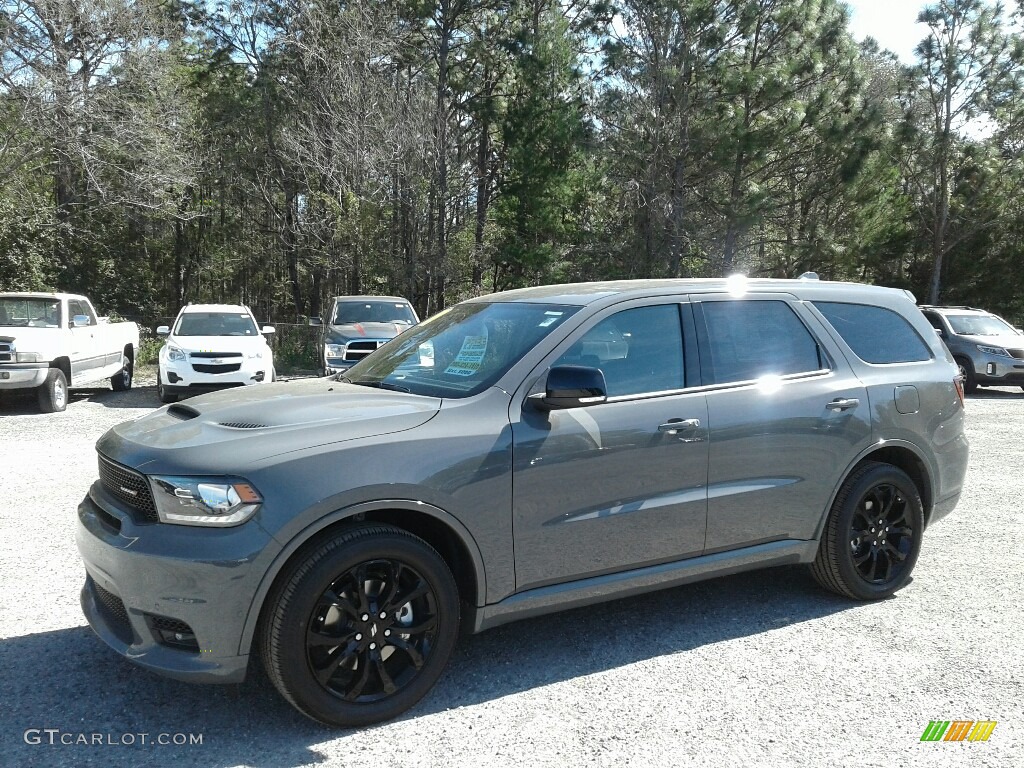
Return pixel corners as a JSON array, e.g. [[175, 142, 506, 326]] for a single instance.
[[261, 525, 459, 727], [811, 462, 924, 600]]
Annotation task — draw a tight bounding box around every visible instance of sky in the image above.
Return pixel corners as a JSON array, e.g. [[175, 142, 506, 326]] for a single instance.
[[844, 0, 931, 62]]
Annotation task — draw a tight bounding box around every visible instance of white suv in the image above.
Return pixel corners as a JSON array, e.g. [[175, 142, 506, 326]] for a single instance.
[[156, 304, 275, 403]]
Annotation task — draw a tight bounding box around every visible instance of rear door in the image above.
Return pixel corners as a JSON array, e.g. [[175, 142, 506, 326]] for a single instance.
[[693, 294, 873, 553]]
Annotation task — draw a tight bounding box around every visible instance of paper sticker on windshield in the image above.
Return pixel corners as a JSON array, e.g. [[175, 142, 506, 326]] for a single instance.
[[539, 311, 564, 328], [444, 335, 488, 377]]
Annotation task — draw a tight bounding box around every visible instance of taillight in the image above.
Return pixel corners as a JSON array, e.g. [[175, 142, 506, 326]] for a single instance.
[[954, 376, 965, 406]]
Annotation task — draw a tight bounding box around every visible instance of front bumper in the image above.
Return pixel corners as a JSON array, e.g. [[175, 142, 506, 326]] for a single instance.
[[324, 357, 356, 375], [75, 483, 281, 683], [161, 357, 269, 391], [973, 354, 1024, 385], [0, 363, 48, 391]]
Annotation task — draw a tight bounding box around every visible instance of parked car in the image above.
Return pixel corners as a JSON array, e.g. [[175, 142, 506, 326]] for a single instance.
[[77, 277, 968, 727], [919, 305, 1024, 393], [314, 295, 418, 375], [0, 292, 138, 412], [156, 304, 275, 403]]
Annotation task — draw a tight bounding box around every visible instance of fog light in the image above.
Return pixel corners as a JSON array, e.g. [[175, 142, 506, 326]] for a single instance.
[[168, 371, 181, 383], [987, 363, 996, 375], [1, 372, 8, 379], [252, 371, 265, 382]]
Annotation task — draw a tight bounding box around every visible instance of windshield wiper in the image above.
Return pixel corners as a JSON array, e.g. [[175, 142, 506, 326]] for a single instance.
[[349, 380, 411, 393]]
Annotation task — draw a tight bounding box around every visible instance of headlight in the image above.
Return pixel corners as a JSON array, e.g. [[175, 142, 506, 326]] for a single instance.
[[15, 352, 42, 362], [977, 345, 1012, 358], [325, 343, 345, 357], [166, 345, 186, 362], [150, 475, 262, 527]]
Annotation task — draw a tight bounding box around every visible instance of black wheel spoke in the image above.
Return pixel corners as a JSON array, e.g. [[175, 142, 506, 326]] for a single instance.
[[853, 549, 872, 566], [883, 542, 907, 562], [374, 656, 397, 695], [387, 579, 430, 613], [352, 564, 371, 615], [343, 656, 372, 701], [308, 625, 356, 648], [319, 588, 360, 620], [386, 636, 425, 670], [378, 561, 403, 611], [878, 550, 894, 582], [313, 643, 357, 685]]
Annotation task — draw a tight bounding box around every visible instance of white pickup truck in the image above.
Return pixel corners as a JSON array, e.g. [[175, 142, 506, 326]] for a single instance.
[[0, 292, 139, 412]]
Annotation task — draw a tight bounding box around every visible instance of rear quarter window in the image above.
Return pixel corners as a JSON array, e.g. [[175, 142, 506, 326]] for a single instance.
[[814, 302, 931, 364]]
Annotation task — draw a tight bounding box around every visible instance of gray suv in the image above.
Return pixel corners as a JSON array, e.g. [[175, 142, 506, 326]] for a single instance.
[[919, 305, 1024, 393], [76, 278, 969, 727]]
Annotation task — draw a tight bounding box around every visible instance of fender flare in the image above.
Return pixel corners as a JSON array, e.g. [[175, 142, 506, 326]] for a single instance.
[[238, 499, 488, 655]]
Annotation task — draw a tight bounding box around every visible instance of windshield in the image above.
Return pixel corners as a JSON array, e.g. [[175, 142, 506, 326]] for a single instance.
[[343, 302, 580, 398], [947, 314, 1018, 336], [174, 312, 259, 337], [333, 300, 417, 325], [0, 298, 61, 328]]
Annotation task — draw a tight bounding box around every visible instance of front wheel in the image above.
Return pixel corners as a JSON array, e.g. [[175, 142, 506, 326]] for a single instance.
[[811, 462, 924, 600], [37, 369, 68, 413], [156, 369, 176, 404], [260, 525, 460, 727], [955, 357, 977, 394], [111, 353, 133, 391]]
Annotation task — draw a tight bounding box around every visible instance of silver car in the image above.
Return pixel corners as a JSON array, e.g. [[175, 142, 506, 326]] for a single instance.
[[919, 305, 1024, 393], [77, 277, 969, 727]]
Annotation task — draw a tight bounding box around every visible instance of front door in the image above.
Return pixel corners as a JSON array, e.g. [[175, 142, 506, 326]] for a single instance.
[[511, 302, 709, 591]]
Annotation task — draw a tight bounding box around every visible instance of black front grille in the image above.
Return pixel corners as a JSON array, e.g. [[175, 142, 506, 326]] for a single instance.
[[1008, 349, 1024, 360], [344, 340, 386, 361], [0, 341, 11, 362], [98, 455, 158, 523], [93, 581, 134, 643], [149, 615, 192, 633], [192, 363, 241, 374], [190, 352, 242, 359]]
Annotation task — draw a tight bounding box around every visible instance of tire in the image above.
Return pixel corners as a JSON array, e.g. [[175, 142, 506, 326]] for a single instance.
[[111, 352, 133, 391], [955, 357, 977, 394], [157, 368, 176, 404], [37, 369, 68, 413], [811, 462, 924, 600], [260, 524, 460, 727]]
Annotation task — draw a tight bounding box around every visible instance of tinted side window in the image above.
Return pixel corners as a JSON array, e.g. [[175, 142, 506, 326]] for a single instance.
[[699, 300, 823, 384], [814, 302, 931, 364], [69, 300, 93, 325], [922, 312, 944, 331], [555, 305, 684, 396]]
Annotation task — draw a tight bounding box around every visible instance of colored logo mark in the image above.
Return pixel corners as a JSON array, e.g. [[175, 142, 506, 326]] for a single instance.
[[920, 720, 997, 742]]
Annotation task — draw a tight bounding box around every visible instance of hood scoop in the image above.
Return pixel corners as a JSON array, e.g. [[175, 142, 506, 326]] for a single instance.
[[167, 404, 200, 421]]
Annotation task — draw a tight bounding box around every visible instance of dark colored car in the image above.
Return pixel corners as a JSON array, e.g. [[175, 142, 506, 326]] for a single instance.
[[77, 278, 969, 727], [315, 295, 418, 375]]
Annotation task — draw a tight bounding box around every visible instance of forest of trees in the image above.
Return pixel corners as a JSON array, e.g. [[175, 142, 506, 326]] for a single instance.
[[1, 0, 1022, 326]]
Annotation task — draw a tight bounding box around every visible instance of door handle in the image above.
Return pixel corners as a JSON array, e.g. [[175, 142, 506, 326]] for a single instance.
[[826, 397, 860, 411], [658, 418, 701, 433]]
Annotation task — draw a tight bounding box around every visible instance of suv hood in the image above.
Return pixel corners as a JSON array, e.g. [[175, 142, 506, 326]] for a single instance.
[[167, 334, 268, 352], [100, 378, 440, 472], [325, 322, 412, 343], [956, 333, 1024, 350]]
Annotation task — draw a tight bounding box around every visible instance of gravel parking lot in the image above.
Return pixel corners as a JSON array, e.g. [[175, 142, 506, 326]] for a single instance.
[[1, 377, 1021, 767]]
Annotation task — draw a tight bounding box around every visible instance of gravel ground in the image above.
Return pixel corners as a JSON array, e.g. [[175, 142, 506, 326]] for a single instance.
[[0, 374, 1021, 767]]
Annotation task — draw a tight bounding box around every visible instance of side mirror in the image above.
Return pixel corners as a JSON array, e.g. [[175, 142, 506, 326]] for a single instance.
[[308, 316, 323, 327], [262, 325, 276, 335], [1016, 327, 1023, 335], [531, 365, 607, 411], [72, 314, 90, 328], [156, 325, 170, 337]]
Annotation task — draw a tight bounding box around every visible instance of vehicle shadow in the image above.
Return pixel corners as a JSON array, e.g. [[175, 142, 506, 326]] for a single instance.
[[0, 386, 161, 414], [1, 565, 859, 767], [968, 387, 1024, 399]]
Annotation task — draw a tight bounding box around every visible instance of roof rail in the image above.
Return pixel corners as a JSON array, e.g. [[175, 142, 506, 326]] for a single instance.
[[918, 304, 984, 311]]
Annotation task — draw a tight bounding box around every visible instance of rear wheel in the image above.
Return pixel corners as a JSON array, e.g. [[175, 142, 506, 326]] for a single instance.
[[37, 369, 68, 413], [260, 525, 460, 727], [811, 462, 924, 600], [955, 357, 977, 394], [157, 368, 176, 404], [111, 352, 133, 391]]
